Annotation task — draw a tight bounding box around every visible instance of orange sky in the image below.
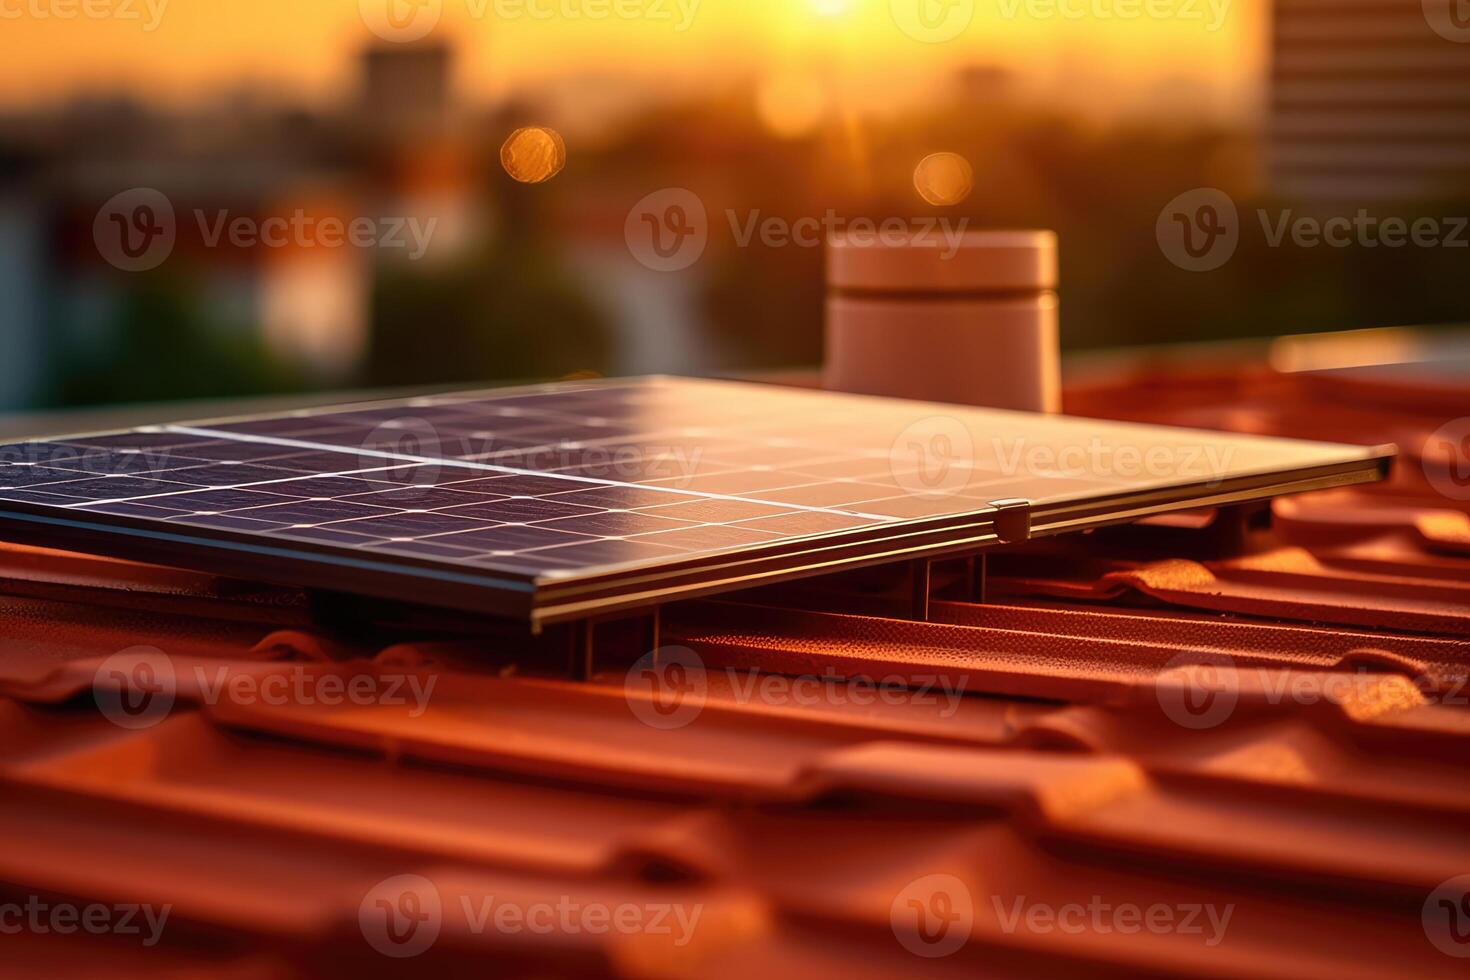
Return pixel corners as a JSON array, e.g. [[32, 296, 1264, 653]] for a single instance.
[[0, 0, 1265, 117]]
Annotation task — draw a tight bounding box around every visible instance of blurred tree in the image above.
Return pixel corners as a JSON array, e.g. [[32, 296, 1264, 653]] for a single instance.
[[701, 241, 825, 372], [366, 237, 613, 385], [50, 273, 305, 406], [366, 163, 613, 386]]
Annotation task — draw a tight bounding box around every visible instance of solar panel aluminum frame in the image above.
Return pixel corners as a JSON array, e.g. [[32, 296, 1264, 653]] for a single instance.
[[0, 442, 1392, 627], [1027, 454, 1395, 537], [0, 377, 1396, 628], [0, 491, 1029, 626]]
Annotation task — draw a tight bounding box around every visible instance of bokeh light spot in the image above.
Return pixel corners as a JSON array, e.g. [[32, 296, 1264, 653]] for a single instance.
[[913, 152, 974, 206], [500, 127, 567, 184]]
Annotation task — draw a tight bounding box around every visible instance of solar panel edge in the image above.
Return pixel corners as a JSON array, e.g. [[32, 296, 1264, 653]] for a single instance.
[[0, 501, 542, 620], [0, 491, 1021, 625], [0, 375, 1396, 468], [0, 377, 1397, 625], [151, 375, 668, 432], [654, 376, 1398, 462], [1029, 454, 1395, 534]]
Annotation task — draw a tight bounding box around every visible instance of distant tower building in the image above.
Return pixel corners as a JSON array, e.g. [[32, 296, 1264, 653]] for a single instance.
[[0, 193, 46, 410], [1269, 0, 1470, 201], [360, 42, 454, 136], [953, 65, 1016, 106]]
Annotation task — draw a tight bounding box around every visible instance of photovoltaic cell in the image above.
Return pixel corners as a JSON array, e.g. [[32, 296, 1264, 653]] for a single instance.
[[0, 377, 1392, 624]]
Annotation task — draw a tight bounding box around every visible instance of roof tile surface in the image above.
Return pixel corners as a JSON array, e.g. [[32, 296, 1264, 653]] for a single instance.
[[2, 360, 1468, 977]]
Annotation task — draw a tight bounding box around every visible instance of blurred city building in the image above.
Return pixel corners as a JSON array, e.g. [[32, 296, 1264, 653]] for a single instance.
[[0, 40, 478, 410], [1269, 0, 1470, 201], [0, 6, 1468, 412]]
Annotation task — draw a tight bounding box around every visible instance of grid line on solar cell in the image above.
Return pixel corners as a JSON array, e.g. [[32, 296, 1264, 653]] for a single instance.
[[0, 417, 907, 568], [161, 425, 898, 521], [0, 377, 1386, 595], [0, 390, 1080, 573]]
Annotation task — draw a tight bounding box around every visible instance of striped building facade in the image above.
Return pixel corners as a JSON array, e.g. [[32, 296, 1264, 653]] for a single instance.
[[1270, 0, 1470, 201]]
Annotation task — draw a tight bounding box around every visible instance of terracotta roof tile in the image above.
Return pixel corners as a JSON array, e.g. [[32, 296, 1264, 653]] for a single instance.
[[2, 359, 1470, 976]]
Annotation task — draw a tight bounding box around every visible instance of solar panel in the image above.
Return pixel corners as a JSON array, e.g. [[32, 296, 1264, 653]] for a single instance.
[[0, 377, 1392, 625]]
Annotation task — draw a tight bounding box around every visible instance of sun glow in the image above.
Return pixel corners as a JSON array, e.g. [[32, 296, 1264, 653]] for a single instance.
[[0, 1, 1265, 122], [809, 0, 855, 16]]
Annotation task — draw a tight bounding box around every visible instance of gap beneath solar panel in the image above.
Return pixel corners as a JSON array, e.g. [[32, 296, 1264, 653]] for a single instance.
[[0, 377, 1392, 626]]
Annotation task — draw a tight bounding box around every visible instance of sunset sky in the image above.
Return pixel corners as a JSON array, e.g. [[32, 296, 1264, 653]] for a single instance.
[[0, 0, 1265, 118]]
